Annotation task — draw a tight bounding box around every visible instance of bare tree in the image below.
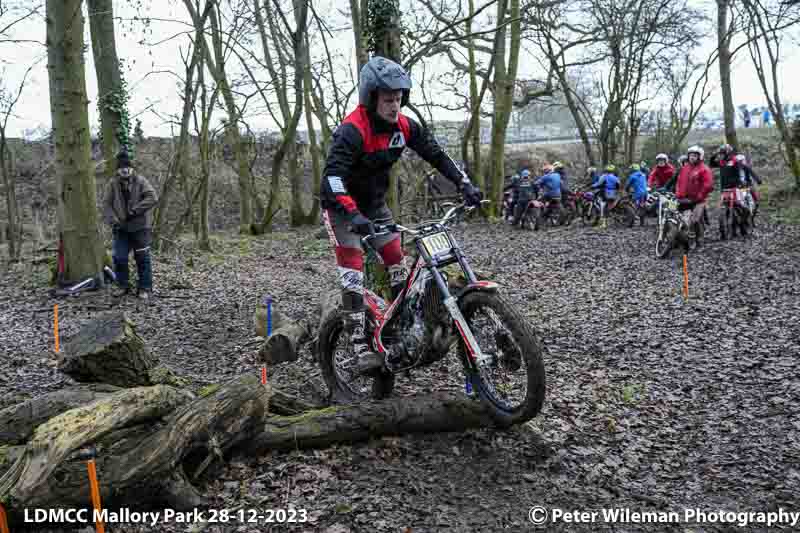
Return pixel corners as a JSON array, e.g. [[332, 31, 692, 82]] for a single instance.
[[717, 0, 738, 148], [0, 1, 42, 260], [741, 0, 800, 188]]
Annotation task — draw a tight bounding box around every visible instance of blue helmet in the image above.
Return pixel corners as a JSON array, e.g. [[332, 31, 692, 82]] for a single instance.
[[520, 169, 531, 178]]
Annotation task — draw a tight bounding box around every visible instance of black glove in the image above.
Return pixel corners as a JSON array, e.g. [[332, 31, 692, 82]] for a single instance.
[[349, 213, 375, 236], [461, 180, 483, 206]]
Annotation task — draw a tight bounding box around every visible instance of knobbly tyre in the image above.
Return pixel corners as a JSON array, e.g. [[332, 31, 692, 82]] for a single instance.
[[718, 186, 754, 240], [317, 200, 546, 427], [654, 191, 704, 258], [531, 195, 562, 231]]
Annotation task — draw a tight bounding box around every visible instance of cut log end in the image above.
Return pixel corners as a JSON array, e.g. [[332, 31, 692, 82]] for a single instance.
[[58, 311, 158, 387]]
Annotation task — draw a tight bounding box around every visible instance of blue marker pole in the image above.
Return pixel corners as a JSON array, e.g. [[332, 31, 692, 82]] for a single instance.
[[266, 296, 272, 337]]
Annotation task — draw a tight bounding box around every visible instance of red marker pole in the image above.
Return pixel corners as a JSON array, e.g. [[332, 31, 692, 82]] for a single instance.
[[683, 255, 689, 300], [0, 502, 10, 533]]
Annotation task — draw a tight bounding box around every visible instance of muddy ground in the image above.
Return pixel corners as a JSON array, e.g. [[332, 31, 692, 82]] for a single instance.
[[1, 212, 799, 532]]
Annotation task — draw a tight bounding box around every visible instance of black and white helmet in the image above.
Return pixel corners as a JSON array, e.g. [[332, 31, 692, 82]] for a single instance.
[[358, 56, 412, 109], [656, 153, 668, 163]]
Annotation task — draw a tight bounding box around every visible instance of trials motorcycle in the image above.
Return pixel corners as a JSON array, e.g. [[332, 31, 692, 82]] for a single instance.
[[317, 201, 546, 427]]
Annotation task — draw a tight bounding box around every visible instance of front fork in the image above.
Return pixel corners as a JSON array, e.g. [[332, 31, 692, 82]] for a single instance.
[[427, 253, 488, 372]]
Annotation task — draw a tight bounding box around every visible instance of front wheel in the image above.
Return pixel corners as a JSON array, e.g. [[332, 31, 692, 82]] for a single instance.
[[457, 291, 546, 427], [655, 221, 676, 258], [317, 311, 394, 402]]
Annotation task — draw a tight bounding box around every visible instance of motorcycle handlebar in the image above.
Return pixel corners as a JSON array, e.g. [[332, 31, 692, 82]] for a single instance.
[[358, 199, 490, 246]]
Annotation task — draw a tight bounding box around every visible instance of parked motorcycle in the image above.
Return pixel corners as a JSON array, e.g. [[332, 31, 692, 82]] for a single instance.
[[317, 201, 546, 427], [718, 187, 754, 240]]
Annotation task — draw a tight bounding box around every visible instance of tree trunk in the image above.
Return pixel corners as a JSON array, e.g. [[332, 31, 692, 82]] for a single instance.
[[46, 0, 105, 286], [465, 0, 483, 187], [350, 0, 368, 71], [302, 35, 322, 224], [718, 0, 738, 149], [87, 0, 126, 177], [0, 135, 20, 260], [153, 32, 203, 249], [189, 0, 253, 234], [488, 0, 518, 216]]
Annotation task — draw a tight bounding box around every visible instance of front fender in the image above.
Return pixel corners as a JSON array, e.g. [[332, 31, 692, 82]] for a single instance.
[[456, 280, 500, 300]]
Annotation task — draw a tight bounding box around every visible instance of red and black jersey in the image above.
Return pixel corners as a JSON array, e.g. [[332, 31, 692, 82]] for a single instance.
[[321, 105, 464, 218]]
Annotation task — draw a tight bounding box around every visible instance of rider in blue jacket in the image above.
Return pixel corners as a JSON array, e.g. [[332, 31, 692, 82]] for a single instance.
[[533, 164, 562, 200], [625, 164, 648, 205], [593, 165, 620, 226]]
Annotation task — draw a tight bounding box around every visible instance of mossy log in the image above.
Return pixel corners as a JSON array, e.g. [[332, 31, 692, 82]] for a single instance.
[[0, 383, 120, 445], [0, 375, 270, 527], [247, 391, 493, 453]]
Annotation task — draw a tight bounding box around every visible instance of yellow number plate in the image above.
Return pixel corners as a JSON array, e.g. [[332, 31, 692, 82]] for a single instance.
[[421, 232, 451, 256]]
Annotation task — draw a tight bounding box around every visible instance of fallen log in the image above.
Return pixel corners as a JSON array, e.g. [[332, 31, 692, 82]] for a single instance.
[[258, 319, 311, 365], [57, 311, 184, 388], [0, 383, 120, 445], [247, 391, 494, 453], [57, 311, 156, 387], [1, 375, 270, 527]]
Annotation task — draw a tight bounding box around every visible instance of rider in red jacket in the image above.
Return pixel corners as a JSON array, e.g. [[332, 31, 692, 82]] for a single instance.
[[676, 145, 714, 246], [648, 153, 675, 189]]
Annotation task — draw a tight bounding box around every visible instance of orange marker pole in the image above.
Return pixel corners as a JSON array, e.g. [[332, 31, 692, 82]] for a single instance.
[[683, 255, 689, 300], [0, 502, 10, 533], [54, 303, 60, 352], [261, 365, 267, 385], [87, 459, 105, 533]]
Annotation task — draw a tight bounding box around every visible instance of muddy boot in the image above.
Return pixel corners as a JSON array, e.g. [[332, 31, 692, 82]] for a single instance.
[[344, 311, 384, 375]]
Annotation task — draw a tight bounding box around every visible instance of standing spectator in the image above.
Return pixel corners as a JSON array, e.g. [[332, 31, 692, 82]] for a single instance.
[[763, 108, 772, 127], [103, 150, 158, 299], [743, 108, 751, 128]]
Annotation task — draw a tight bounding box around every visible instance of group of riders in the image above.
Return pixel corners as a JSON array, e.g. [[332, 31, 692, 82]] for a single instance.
[[504, 143, 763, 243]]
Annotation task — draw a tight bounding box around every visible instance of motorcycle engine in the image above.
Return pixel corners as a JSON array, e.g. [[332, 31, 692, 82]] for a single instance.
[[387, 271, 450, 368]]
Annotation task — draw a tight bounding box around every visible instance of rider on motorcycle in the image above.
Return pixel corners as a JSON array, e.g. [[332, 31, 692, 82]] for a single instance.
[[512, 169, 536, 226], [675, 145, 714, 247], [504, 174, 520, 222], [625, 163, 649, 221], [552, 161, 571, 196], [709, 143, 742, 192], [532, 163, 563, 218], [320, 56, 482, 374], [648, 153, 675, 190], [593, 164, 621, 227]]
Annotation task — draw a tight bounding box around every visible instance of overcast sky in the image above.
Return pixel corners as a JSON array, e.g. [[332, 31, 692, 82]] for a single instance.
[[2, 0, 799, 138]]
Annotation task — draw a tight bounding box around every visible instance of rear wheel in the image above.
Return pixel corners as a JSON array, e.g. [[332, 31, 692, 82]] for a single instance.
[[317, 312, 394, 402], [457, 291, 546, 427], [718, 208, 729, 241]]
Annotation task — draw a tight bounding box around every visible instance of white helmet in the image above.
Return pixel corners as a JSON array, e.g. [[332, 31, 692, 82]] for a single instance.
[[687, 145, 704, 160], [656, 153, 668, 162], [735, 154, 747, 163]]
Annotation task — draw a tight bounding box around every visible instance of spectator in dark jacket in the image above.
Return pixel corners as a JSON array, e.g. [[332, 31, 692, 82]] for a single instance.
[[103, 150, 158, 299]]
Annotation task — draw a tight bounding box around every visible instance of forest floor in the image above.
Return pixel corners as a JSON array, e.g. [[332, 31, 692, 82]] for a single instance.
[[2, 207, 800, 533]]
